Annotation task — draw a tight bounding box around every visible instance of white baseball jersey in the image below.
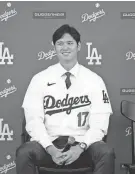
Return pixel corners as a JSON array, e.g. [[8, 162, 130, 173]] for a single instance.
[[22, 62, 113, 149]]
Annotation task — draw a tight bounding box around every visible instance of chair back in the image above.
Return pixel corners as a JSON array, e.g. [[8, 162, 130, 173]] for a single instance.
[[121, 100, 135, 164], [21, 115, 31, 143], [121, 100, 135, 122]]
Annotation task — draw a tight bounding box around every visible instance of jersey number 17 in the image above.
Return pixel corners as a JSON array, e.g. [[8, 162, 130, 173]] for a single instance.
[[77, 112, 89, 127]]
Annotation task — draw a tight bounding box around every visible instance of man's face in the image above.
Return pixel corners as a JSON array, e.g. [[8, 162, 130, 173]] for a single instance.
[[54, 33, 81, 63]]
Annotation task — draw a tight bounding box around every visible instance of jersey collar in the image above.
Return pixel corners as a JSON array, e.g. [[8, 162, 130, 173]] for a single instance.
[[57, 62, 80, 78]]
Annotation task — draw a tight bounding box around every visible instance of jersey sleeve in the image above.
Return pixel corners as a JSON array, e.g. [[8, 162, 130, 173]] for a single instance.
[[22, 75, 53, 149], [22, 75, 44, 110], [90, 77, 113, 115]]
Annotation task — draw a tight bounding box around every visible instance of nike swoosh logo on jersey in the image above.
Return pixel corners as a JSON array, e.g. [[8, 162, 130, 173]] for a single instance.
[[45, 103, 91, 116], [47, 82, 56, 86]]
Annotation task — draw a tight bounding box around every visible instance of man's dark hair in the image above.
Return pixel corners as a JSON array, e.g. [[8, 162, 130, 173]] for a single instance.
[[52, 24, 81, 45]]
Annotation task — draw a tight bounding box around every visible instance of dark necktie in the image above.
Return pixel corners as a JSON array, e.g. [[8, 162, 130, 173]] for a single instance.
[[65, 72, 71, 89]]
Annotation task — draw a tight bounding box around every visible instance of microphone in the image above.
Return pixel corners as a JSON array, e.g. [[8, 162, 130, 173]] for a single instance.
[[62, 136, 75, 152], [60, 136, 75, 166]]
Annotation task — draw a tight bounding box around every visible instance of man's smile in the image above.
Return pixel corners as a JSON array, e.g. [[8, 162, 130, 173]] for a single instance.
[[62, 52, 71, 56]]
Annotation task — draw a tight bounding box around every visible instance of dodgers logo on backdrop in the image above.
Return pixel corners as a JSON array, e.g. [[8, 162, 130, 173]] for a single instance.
[[126, 51, 135, 60], [0, 3, 17, 22], [0, 42, 14, 65], [0, 155, 16, 174], [86, 42, 102, 65], [81, 3, 105, 23], [0, 118, 13, 141], [38, 49, 57, 60], [0, 79, 17, 98]]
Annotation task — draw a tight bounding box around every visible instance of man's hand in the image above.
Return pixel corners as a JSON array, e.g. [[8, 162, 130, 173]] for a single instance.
[[62, 144, 84, 165], [46, 145, 67, 165]]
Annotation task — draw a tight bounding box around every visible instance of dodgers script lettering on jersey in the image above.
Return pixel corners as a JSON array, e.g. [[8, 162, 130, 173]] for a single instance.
[[43, 94, 91, 115]]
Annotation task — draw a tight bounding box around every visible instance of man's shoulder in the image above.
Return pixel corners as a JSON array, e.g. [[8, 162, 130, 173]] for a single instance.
[[32, 63, 59, 80], [80, 64, 103, 82]]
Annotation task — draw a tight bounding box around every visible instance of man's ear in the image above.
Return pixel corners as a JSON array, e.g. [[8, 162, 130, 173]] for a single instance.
[[77, 42, 81, 51], [52, 41, 54, 46], [52, 41, 56, 51]]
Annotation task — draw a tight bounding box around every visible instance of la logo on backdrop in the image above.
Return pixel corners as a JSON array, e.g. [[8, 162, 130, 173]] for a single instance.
[[86, 42, 102, 65], [0, 42, 14, 65], [0, 118, 13, 141]]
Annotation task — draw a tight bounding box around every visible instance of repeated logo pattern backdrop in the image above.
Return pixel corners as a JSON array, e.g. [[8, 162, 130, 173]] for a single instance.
[[0, 1, 135, 174]]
